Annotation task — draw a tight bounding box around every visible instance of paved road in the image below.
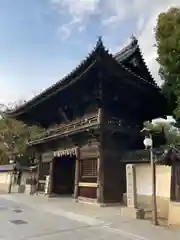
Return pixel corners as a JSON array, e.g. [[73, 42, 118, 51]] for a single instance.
[[0, 197, 142, 240], [2, 194, 180, 240]]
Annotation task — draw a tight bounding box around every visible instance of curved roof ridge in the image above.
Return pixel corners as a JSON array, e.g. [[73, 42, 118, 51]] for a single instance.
[[136, 43, 157, 85], [114, 36, 157, 86], [6, 37, 106, 114], [117, 59, 158, 89], [114, 36, 138, 60]]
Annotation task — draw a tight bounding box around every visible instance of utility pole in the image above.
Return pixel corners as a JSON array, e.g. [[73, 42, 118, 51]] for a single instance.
[[149, 133, 158, 226]]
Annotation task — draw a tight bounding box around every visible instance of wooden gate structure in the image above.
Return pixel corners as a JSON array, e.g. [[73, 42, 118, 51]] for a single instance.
[[6, 37, 168, 204]]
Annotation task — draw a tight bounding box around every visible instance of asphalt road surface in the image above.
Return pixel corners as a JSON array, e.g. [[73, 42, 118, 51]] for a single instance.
[[0, 197, 143, 240]]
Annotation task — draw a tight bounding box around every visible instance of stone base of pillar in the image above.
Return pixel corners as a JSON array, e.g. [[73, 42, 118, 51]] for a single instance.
[[97, 186, 104, 204], [121, 207, 145, 219]]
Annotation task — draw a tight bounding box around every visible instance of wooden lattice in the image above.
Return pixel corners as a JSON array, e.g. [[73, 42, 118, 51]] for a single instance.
[[81, 159, 97, 178]]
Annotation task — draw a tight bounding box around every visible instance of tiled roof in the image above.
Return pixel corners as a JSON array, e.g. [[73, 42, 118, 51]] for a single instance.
[[5, 36, 157, 117]]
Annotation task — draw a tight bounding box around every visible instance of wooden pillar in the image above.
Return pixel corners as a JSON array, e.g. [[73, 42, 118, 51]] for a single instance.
[[36, 153, 42, 193], [97, 72, 105, 204], [74, 147, 80, 200], [48, 159, 54, 197], [97, 156, 100, 201], [97, 106, 105, 203], [97, 149, 104, 203]]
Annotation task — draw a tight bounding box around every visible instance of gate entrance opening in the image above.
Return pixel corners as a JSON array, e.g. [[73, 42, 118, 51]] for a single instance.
[[52, 155, 76, 195]]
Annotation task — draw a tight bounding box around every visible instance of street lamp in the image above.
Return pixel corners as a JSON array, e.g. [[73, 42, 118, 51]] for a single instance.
[[143, 137, 153, 149], [9, 159, 14, 165], [141, 128, 158, 226]]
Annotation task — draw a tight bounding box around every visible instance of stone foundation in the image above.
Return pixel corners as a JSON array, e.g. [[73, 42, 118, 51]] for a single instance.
[[121, 207, 145, 219], [123, 193, 169, 219]]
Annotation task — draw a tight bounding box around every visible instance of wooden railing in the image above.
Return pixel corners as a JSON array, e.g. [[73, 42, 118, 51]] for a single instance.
[[28, 113, 99, 143], [28, 114, 140, 145]]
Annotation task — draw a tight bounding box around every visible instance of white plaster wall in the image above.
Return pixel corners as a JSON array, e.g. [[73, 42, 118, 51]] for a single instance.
[[20, 172, 36, 185], [0, 172, 34, 186], [0, 172, 10, 184], [135, 164, 171, 198], [20, 172, 29, 185]]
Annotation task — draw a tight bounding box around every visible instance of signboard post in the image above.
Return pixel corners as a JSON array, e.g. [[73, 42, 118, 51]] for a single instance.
[[126, 164, 137, 208]]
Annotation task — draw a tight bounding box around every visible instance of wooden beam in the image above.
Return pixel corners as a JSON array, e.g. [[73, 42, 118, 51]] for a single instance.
[[78, 182, 98, 187], [48, 159, 54, 197], [36, 153, 42, 194]]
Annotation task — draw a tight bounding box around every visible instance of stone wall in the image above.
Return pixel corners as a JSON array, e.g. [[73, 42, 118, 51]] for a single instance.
[[123, 193, 169, 219], [0, 171, 33, 194], [135, 164, 171, 199], [0, 172, 10, 193], [168, 201, 180, 225], [124, 163, 171, 219]]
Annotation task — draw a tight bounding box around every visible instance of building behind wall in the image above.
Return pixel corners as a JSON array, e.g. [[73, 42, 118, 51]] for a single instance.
[[123, 160, 171, 220], [122, 147, 180, 226], [5, 37, 169, 204], [0, 164, 37, 193]]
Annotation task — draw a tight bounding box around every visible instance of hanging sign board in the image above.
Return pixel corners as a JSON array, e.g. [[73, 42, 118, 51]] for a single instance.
[[53, 147, 77, 157]]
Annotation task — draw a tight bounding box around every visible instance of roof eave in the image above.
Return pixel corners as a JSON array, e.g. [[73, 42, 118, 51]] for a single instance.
[[114, 37, 157, 87], [5, 37, 106, 118]]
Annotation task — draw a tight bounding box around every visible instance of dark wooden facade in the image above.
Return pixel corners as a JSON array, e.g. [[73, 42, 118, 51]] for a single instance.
[[6, 37, 169, 204]]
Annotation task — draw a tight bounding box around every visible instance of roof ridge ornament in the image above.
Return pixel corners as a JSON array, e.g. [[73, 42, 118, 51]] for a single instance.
[[95, 36, 104, 49], [93, 36, 107, 59], [131, 34, 138, 45]]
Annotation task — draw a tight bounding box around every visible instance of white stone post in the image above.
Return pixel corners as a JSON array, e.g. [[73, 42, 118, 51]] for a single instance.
[[126, 164, 137, 208]]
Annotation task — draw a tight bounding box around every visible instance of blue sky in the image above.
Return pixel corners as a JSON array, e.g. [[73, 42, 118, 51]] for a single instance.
[[0, 0, 179, 104]]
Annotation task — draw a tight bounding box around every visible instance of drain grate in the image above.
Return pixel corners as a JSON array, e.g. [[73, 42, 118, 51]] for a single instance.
[[13, 209, 22, 213], [9, 220, 27, 225]]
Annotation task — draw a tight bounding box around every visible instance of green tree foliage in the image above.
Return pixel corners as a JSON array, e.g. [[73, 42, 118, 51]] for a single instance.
[[144, 121, 180, 146], [0, 104, 44, 165], [155, 7, 180, 117]]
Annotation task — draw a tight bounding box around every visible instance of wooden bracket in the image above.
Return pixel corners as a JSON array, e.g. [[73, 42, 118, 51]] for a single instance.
[[58, 108, 71, 124], [58, 108, 77, 146], [87, 129, 100, 142]]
